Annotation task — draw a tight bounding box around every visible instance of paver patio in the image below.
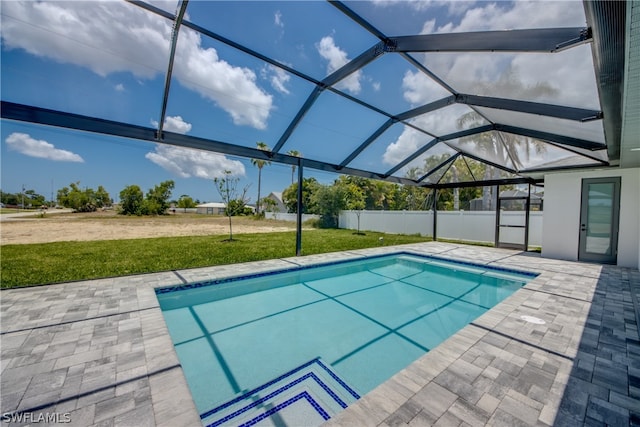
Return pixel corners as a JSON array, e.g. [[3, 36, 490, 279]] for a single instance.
[[1, 242, 638, 426]]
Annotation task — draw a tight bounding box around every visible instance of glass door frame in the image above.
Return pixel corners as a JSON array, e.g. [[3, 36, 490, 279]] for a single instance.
[[494, 184, 531, 251], [578, 177, 621, 264]]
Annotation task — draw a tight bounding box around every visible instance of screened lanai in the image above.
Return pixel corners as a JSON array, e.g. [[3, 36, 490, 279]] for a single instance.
[[1, 0, 625, 184], [2, 3, 640, 426]]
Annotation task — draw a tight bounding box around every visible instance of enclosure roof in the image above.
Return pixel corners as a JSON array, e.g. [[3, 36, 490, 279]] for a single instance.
[[0, 0, 629, 187]]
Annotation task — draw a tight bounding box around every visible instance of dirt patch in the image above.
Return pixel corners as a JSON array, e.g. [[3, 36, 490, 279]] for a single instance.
[[0, 211, 298, 245]]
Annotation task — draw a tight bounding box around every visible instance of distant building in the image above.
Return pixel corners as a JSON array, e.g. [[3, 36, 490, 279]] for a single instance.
[[264, 192, 287, 213], [196, 202, 256, 215], [196, 202, 226, 215]]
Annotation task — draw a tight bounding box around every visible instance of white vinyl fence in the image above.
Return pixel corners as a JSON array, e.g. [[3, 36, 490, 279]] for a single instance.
[[339, 210, 435, 237], [339, 210, 543, 247]]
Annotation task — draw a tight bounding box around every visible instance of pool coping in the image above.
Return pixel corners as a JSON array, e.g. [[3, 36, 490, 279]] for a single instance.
[[154, 250, 537, 295], [1, 241, 638, 426]]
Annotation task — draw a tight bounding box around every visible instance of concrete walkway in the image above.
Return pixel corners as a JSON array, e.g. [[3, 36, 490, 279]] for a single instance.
[[1, 242, 638, 426]]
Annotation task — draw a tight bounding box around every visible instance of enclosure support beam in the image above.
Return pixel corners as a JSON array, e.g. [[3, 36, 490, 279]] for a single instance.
[[432, 189, 438, 241], [428, 177, 541, 190], [391, 27, 591, 53], [456, 94, 602, 122], [494, 185, 500, 248], [525, 184, 531, 250], [156, 0, 188, 139], [0, 101, 419, 187], [494, 124, 604, 150], [296, 158, 304, 257]]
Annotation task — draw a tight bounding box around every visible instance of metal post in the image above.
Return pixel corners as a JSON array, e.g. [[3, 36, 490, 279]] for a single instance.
[[432, 189, 437, 241], [494, 185, 500, 247], [296, 158, 303, 256], [524, 183, 531, 251]]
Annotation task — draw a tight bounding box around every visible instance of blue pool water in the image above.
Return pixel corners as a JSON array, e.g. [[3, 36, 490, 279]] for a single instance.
[[156, 253, 536, 426]]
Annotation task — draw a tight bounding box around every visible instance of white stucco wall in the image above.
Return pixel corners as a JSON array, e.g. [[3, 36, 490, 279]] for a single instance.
[[542, 168, 640, 269]]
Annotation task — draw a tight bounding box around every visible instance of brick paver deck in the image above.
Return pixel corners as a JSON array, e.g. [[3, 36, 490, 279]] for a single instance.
[[1, 242, 638, 426]]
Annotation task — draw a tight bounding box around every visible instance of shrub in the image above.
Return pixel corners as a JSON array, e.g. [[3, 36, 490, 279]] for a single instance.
[[303, 218, 321, 228]]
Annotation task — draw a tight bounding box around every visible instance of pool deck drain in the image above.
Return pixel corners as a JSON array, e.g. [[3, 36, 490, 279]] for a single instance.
[[1, 242, 638, 426]]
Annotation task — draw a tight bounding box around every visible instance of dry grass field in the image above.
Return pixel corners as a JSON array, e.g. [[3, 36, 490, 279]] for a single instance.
[[0, 210, 298, 245]]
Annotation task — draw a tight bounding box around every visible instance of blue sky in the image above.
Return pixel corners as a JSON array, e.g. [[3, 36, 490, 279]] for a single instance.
[[1, 0, 596, 203]]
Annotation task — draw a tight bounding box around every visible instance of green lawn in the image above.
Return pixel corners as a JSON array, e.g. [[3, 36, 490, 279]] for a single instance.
[[0, 230, 431, 288]]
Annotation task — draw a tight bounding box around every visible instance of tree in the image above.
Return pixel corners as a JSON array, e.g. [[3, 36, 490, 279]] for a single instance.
[[260, 197, 279, 218], [95, 186, 111, 208], [227, 199, 253, 216], [333, 176, 399, 211], [401, 167, 430, 210], [214, 171, 250, 241], [287, 150, 301, 184], [251, 141, 271, 215], [119, 185, 144, 215], [23, 189, 46, 208], [0, 190, 20, 206], [340, 181, 366, 234], [144, 180, 174, 215], [454, 74, 552, 210], [312, 184, 347, 228], [177, 194, 196, 212], [57, 182, 98, 212], [282, 177, 319, 213]]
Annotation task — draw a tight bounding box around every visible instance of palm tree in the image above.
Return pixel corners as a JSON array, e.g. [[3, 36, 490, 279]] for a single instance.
[[251, 141, 271, 215], [287, 150, 301, 184], [452, 73, 552, 209], [456, 111, 545, 210]]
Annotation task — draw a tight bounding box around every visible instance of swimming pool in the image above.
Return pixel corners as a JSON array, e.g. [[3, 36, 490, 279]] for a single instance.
[[156, 253, 536, 426]]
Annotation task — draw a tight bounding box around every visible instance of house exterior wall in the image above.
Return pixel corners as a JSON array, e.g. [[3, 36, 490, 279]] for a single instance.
[[542, 168, 640, 269], [196, 205, 225, 215]]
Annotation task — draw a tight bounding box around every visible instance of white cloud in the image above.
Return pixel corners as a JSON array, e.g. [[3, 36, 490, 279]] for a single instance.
[[372, 81, 381, 92], [0, 1, 272, 129], [151, 115, 192, 134], [5, 132, 84, 162], [418, 1, 598, 108], [436, 1, 586, 33], [382, 1, 597, 166], [383, 70, 489, 164], [372, 0, 474, 16], [174, 28, 272, 129], [274, 11, 284, 28], [381, 104, 476, 166], [401, 70, 450, 105], [261, 64, 291, 95], [382, 127, 454, 170], [382, 127, 427, 166], [115, 83, 125, 92], [317, 36, 362, 94], [145, 145, 245, 179], [421, 19, 437, 34]]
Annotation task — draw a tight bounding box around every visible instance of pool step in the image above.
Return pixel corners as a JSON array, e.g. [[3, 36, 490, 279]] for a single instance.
[[200, 358, 360, 427]]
